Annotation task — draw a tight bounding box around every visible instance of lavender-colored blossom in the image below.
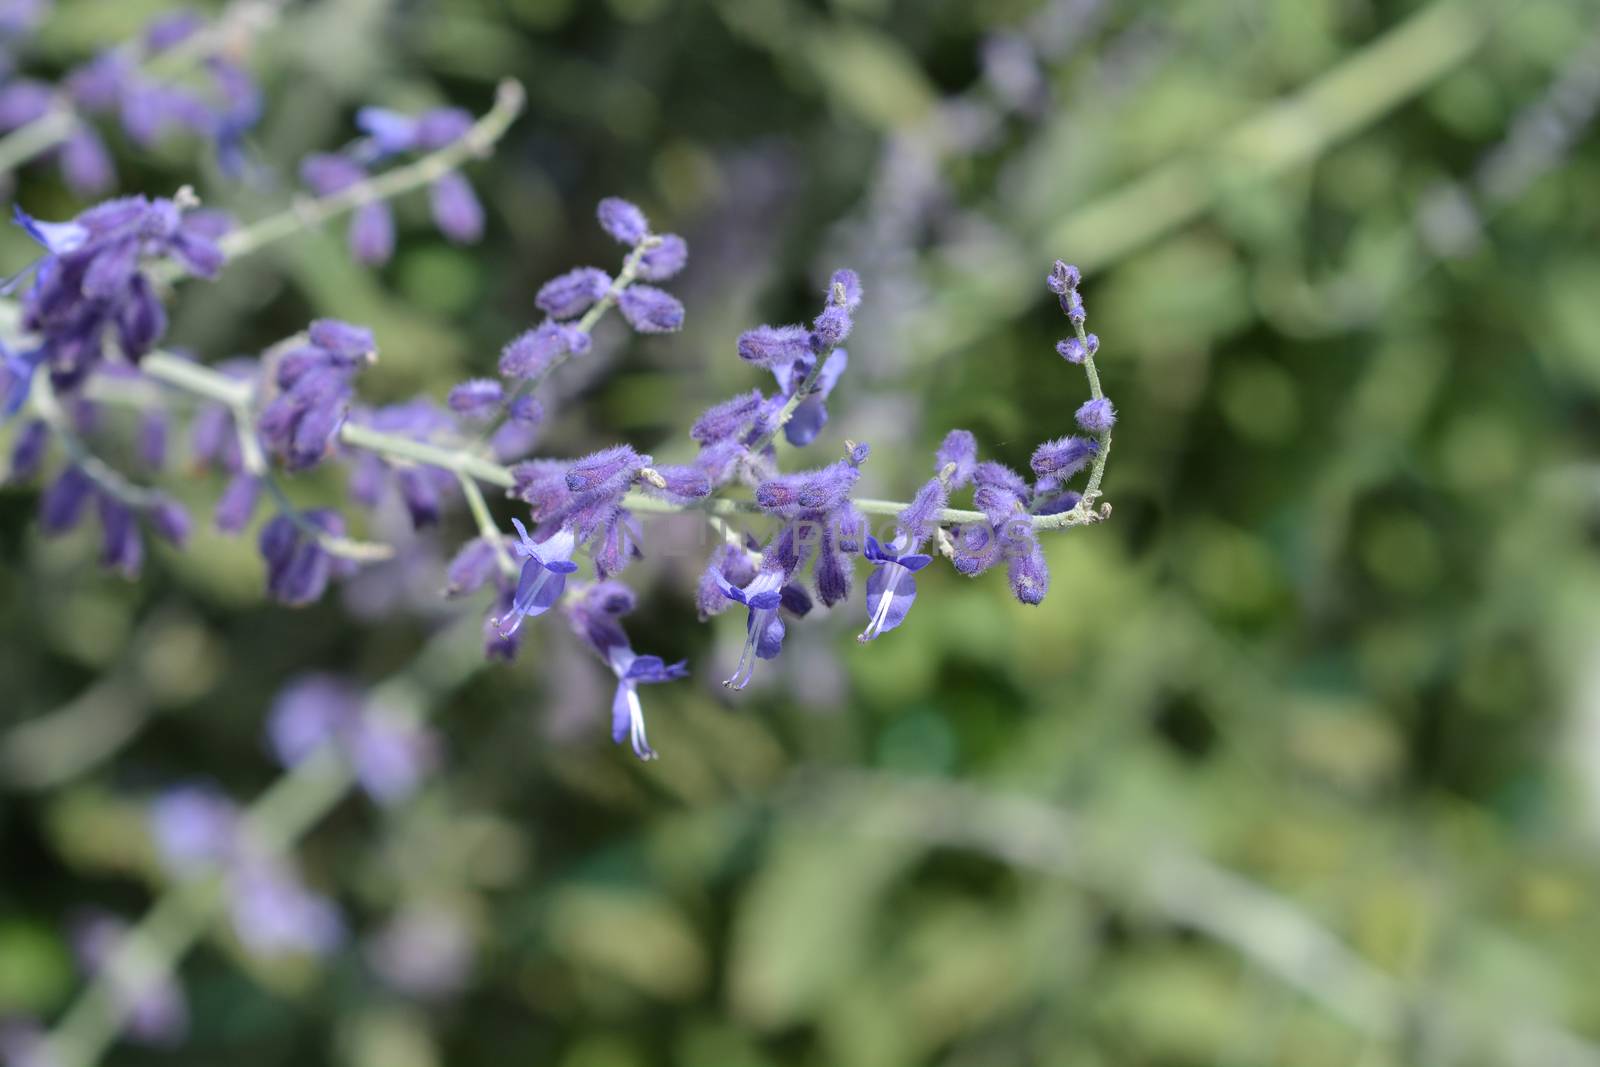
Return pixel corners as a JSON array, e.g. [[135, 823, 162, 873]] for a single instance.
[[711, 566, 791, 690], [259, 509, 348, 606], [498, 321, 588, 379], [596, 197, 649, 245], [1046, 259, 1081, 295], [349, 201, 395, 265], [136, 408, 167, 469], [565, 580, 687, 759], [59, 126, 115, 197], [617, 284, 684, 333], [447, 378, 503, 419], [445, 537, 501, 596], [737, 323, 811, 367], [96, 494, 143, 577], [814, 525, 852, 607], [536, 267, 611, 320], [39, 465, 92, 533], [936, 429, 978, 488], [214, 473, 260, 533], [697, 542, 755, 620], [268, 676, 436, 805], [1056, 334, 1098, 364], [636, 233, 687, 281], [898, 476, 949, 547], [348, 712, 437, 805], [776, 348, 848, 447], [354, 107, 419, 155], [1007, 537, 1050, 605], [691, 388, 765, 445], [148, 783, 239, 873], [1029, 435, 1097, 485], [147, 495, 191, 546], [647, 464, 710, 501], [415, 107, 472, 150], [299, 152, 365, 196], [511, 459, 572, 519], [828, 268, 863, 311], [5, 419, 47, 482], [228, 859, 344, 959], [496, 518, 578, 636], [812, 304, 851, 348], [951, 521, 1003, 576], [259, 320, 373, 470], [566, 444, 645, 496], [755, 459, 859, 519], [1075, 396, 1116, 433], [859, 536, 933, 642], [368, 908, 474, 1000], [70, 913, 188, 1047], [430, 172, 484, 244]]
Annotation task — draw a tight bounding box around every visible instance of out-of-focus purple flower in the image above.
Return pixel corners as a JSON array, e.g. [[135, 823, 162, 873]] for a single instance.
[[214, 473, 260, 533], [349, 202, 395, 265], [5, 419, 48, 482], [430, 172, 483, 244], [445, 537, 501, 597], [228, 859, 344, 959], [143, 10, 203, 53], [596, 197, 649, 245], [0, 79, 51, 130], [258, 509, 350, 606], [348, 712, 437, 805], [70, 913, 188, 1047], [299, 152, 365, 196], [447, 378, 502, 419], [415, 107, 472, 150], [96, 493, 143, 577], [147, 495, 191, 546], [354, 107, 418, 156], [59, 126, 115, 197], [0, 1019, 55, 1067], [39, 465, 92, 532], [149, 783, 239, 874], [617, 284, 684, 333], [496, 519, 578, 637], [498, 321, 589, 379], [268, 676, 436, 805], [636, 233, 687, 281], [368, 908, 474, 1000], [536, 267, 610, 320]]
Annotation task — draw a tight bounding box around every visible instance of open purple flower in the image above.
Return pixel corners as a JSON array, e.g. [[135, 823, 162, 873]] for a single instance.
[[711, 565, 791, 690], [565, 581, 687, 759], [858, 535, 932, 642], [496, 518, 578, 636]]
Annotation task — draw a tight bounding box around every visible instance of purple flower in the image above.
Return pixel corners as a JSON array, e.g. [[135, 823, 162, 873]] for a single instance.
[[258, 509, 350, 606], [70, 913, 188, 1047], [214, 473, 260, 533], [300, 152, 365, 195], [737, 324, 811, 367], [349, 202, 395, 265], [710, 566, 791, 690], [691, 388, 765, 445], [896, 476, 949, 547], [5, 419, 48, 482], [355, 107, 419, 155], [268, 676, 437, 805], [1055, 334, 1099, 364], [430, 172, 484, 244], [566, 444, 647, 496], [1029, 435, 1097, 487], [596, 197, 649, 245], [1046, 260, 1081, 295], [858, 536, 932, 641], [565, 580, 687, 759], [415, 107, 473, 150], [754, 459, 859, 519], [636, 234, 687, 281], [59, 126, 115, 197], [447, 378, 503, 419], [496, 519, 578, 637], [1007, 537, 1049, 605], [149, 784, 239, 874], [646, 464, 710, 501], [445, 537, 502, 597], [536, 267, 611, 320], [775, 348, 847, 447], [617, 284, 684, 333], [1075, 396, 1116, 434], [368, 909, 474, 1000], [147, 495, 191, 546], [96, 493, 143, 577], [39, 465, 92, 533], [936, 429, 978, 488], [498, 321, 588, 379], [258, 320, 374, 470], [228, 858, 344, 959]]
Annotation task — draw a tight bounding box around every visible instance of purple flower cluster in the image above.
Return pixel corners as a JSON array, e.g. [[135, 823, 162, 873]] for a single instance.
[[147, 783, 345, 958], [301, 105, 482, 264], [267, 675, 438, 805], [0, 7, 262, 195]]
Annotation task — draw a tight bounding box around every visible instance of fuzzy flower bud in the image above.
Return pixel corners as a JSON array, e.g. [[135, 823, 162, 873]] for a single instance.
[[447, 379, 503, 420], [618, 285, 684, 333], [1075, 396, 1116, 434], [637, 234, 687, 281], [566, 445, 646, 496], [535, 267, 611, 320], [1056, 334, 1099, 364], [936, 429, 978, 489], [1029, 436, 1097, 482], [596, 197, 650, 245], [737, 324, 811, 367]]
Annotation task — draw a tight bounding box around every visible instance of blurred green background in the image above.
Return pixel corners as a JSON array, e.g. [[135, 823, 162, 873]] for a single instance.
[[5, 0, 1600, 1064]]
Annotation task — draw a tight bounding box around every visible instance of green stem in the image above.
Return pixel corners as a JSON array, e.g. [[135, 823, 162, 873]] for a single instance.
[[456, 471, 516, 577], [1072, 316, 1112, 507], [744, 354, 826, 457]]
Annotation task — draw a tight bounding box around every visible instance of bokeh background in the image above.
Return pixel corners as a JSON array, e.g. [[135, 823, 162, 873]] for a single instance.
[[4, 0, 1600, 1064]]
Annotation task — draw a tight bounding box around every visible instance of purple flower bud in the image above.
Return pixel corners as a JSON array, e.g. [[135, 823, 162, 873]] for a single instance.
[[566, 445, 644, 495], [40, 465, 93, 533], [498, 322, 574, 379], [828, 268, 863, 311], [445, 537, 501, 597], [510, 460, 571, 518], [228, 858, 345, 959], [812, 305, 851, 348], [137, 409, 168, 469], [396, 468, 443, 528], [308, 319, 375, 360], [113, 274, 167, 361], [596, 197, 649, 245], [144, 10, 204, 52], [1029, 435, 1097, 482], [1007, 538, 1049, 605], [509, 394, 543, 425], [1056, 334, 1099, 364], [147, 495, 191, 546], [415, 107, 473, 150], [97, 493, 144, 578], [952, 522, 1002, 576], [696, 543, 755, 620], [1060, 289, 1086, 324], [814, 527, 852, 607], [737, 324, 811, 367], [636, 233, 687, 281], [1033, 490, 1081, 516], [349, 202, 395, 265], [1075, 396, 1116, 434], [535, 267, 611, 320], [149, 784, 238, 873], [898, 477, 948, 547], [60, 126, 115, 197], [756, 461, 859, 518], [618, 284, 684, 333], [260, 510, 345, 606], [355, 107, 418, 154], [6, 419, 48, 482], [691, 388, 764, 444], [214, 473, 260, 533], [430, 172, 483, 244], [973, 461, 1030, 498], [0, 79, 52, 129], [650, 464, 710, 500], [447, 378, 503, 419], [1046, 260, 1080, 295], [300, 152, 365, 196], [936, 429, 977, 488]]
